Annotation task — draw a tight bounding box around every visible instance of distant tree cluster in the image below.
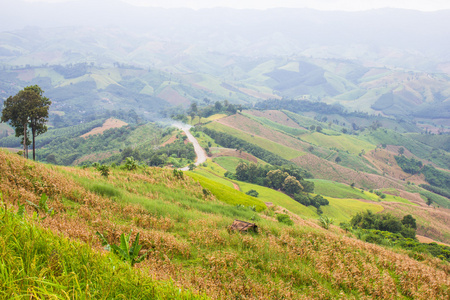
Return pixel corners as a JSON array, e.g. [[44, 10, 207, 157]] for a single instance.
[[229, 161, 326, 212], [394, 155, 422, 174], [230, 162, 314, 194], [350, 210, 417, 239], [395, 155, 450, 196]]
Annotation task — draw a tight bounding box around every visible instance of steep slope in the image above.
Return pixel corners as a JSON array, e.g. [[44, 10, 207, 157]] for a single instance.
[[1, 149, 450, 299]]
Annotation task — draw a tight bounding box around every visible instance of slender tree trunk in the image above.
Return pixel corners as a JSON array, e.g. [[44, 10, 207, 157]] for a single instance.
[[23, 122, 27, 158], [32, 126, 36, 161]]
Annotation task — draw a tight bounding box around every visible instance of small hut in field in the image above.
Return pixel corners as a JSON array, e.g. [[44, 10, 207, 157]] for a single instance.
[[229, 220, 258, 233]]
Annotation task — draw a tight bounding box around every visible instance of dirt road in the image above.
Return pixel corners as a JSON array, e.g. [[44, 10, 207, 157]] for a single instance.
[[175, 124, 207, 171]]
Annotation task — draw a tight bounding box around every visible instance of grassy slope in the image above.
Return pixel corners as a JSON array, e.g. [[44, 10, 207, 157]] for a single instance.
[[301, 132, 376, 155], [1, 150, 450, 298], [206, 121, 304, 159]]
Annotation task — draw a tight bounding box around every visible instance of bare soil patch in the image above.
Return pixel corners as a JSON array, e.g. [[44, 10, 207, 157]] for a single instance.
[[81, 118, 128, 138], [160, 134, 178, 147], [210, 147, 258, 164], [292, 154, 405, 190]]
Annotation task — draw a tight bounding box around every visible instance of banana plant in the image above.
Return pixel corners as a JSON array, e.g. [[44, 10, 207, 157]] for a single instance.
[[96, 231, 149, 266]]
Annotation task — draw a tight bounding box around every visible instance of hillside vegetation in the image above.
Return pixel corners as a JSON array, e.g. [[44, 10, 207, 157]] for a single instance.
[[2, 149, 450, 299]]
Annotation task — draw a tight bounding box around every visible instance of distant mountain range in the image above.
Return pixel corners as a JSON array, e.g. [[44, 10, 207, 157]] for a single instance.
[[0, 3, 449, 125]]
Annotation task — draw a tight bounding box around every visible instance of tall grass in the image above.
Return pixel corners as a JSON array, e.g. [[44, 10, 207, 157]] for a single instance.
[[0, 203, 205, 299]]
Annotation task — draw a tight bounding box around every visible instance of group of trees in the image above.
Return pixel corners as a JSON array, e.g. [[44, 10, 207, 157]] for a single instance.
[[1, 85, 51, 160], [350, 210, 417, 239], [229, 161, 328, 212], [395, 155, 450, 198], [231, 162, 314, 194]]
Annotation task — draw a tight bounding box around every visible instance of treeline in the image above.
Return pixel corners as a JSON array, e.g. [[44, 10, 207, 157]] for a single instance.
[[228, 162, 330, 212], [171, 100, 243, 123], [196, 127, 312, 177], [53, 63, 89, 79], [395, 155, 450, 197], [394, 155, 423, 174], [350, 210, 417, 239], [347, 211, 450, 262], [230, 162, 314, 193], [255, 99, 346, 115]]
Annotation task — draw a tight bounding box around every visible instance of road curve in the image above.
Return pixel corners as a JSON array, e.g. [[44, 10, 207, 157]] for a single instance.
[[174, 124, 207, 171]]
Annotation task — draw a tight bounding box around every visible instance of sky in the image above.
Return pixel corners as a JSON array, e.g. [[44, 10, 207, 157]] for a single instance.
[[22, 0, 450, 11]]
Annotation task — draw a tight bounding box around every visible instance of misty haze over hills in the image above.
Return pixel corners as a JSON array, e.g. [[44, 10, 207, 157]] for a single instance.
[[0, 0, 449, 124]]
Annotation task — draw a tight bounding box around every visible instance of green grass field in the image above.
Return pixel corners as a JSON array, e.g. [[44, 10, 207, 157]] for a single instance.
[[186, 172, 267, 212], [322, 197, 384, 223]]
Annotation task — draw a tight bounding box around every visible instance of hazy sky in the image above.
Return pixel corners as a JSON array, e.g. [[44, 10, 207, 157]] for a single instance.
[[22, 0, 450, 11]]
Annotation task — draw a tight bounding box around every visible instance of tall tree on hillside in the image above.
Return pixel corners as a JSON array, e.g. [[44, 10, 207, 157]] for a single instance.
[[25, 85, 51, 161], [1, 85, 51, 160]]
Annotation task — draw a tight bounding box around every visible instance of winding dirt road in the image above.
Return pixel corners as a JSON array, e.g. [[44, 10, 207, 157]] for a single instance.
[[175, 124, 207, 171]]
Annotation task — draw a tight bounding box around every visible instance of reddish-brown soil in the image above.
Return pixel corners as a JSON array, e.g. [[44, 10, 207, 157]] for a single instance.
[[160, 135, 178, 147], [81, 118, 128, 138], [210, 147, 259, 164], [292, 154, 406, 190]]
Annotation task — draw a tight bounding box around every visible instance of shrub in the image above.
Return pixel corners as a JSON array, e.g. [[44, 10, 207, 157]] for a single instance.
[[276, 213, 293, 226], [245, 189, 259, 198]]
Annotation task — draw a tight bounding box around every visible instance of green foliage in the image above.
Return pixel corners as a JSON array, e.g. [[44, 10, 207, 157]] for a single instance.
[[276, 213, 294, 226], [354, 228, 450, 262], [234, 161, 313, 193], [97, 231, 149, 266], [26, 193, 54, 219], [319, 215, 333, 229], [245, 189, 259, 197], [97, 164, 110, 178], [173, 169, 184, 179], [395, 155, 423, 174], [350, 210, 416, 239], [124, 156, 138, 170]]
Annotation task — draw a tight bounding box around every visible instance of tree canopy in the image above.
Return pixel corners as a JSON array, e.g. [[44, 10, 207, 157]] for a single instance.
[[1, 85, 51, 160]]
